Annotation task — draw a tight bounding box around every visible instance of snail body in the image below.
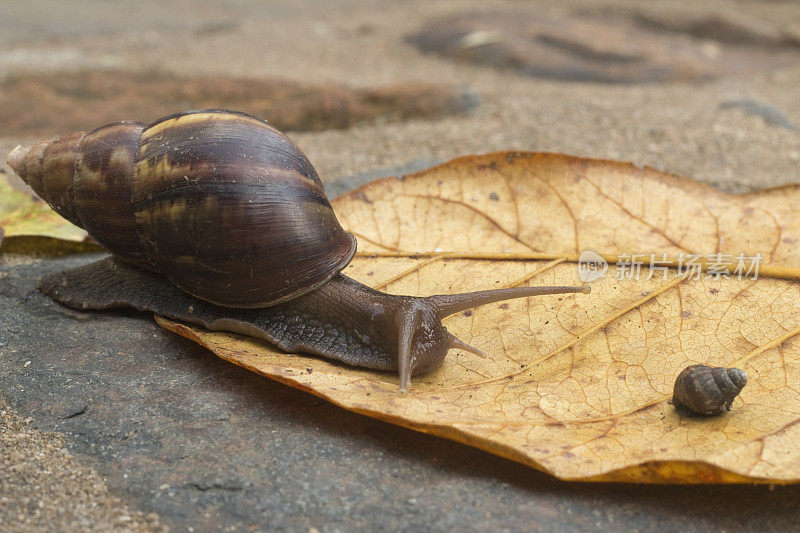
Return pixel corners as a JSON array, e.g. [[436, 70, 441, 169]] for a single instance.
[[7, 109, 589, 390], [672, 364, 748, 416]]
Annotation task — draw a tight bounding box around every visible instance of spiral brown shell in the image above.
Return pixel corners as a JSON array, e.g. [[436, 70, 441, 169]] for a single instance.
[[6, 109, 356, 308], [672, 364, 748, 416]]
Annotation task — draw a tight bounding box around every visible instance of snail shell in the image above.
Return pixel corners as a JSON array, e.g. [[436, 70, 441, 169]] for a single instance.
[[7, 110, 356, 308], [672, 364, 748, 416]]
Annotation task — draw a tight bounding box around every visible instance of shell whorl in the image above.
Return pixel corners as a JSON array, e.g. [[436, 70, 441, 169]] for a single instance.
[[6, 109, 357, 308], [8, 134, 86, 228], [7, 121, 149, 267], [672, 364, 748, 416]]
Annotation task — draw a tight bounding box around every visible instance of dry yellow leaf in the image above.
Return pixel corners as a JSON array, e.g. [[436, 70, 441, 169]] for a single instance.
[[0, 172, 92, 252], [94, 152, 800, 482]]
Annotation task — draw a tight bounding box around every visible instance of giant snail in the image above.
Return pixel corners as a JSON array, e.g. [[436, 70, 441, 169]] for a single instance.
[[7, 109, 590, 391]]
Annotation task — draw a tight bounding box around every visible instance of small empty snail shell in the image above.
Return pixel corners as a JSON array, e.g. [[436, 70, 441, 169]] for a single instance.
[[672, 364, 748, 416]]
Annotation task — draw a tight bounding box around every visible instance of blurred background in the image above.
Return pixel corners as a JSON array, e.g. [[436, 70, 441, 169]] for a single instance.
[[2, 0, 799, 194]]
